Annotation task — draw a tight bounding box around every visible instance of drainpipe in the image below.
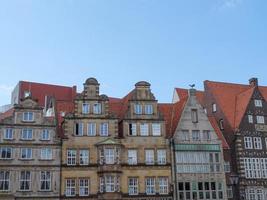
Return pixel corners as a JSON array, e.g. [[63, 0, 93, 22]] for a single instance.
[[170, 138, 177, 200]]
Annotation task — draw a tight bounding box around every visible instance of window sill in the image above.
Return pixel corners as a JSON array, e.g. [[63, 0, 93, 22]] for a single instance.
[[19, 158, 34, 161], [40, 139, 51, 141], [38, 190, 52, 192], [17, 190, 32, 192], [0, 158, 13, 160], [39, 159, 53, 161], [3, 138, 15, 141], [20, 139, 34, 141], [21, 120, 35, 123]]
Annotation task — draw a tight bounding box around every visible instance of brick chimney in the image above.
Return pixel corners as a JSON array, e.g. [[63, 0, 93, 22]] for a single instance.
[[249, 78, 258, 87]]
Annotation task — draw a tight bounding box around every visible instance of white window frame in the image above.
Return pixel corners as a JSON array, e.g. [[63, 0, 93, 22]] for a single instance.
[[0, 147, 12, 159], [21, 128, 33, 140], [191, 109, 198, 123], [227, 186, 233, 198], [82, 103, 90, 114], [105, 175, 115, 192], [20, 171, 31, 191], [93, 103, 101, 114], [158, 177, 168, 194], [65, 179, 76, 196], [212, 103, 217, 112], [40, 171, 51, 191], [79, 179, 89, 196], [129, 123, 137, 136], [192, 130, 200, 141], [79, 149, 89, 165], [21, 148, 32, 160], [157, 149, 166, 165], [87, 122, 96, 136], [145, 150, 154, 165], [100, 123, 108, 136], [23, 112, 34, 122], [248, 115, 254, 123], [144, 104, 153, 115], [224, 161, 231, 172], [134, 104, 142, 115], [145, 177, 156, 195], [40, 148, 52, 160], [152, 123, 161, 136], [128, 177, 138, 195], [253, 137, 262, 150], [41, 129, 50, 141], [0, 171, 10, 191], [254, 99, 263, 107], [180, 130, 189, 141], [256, 116, 265, 124], [244, 137, 253, 149], [67, 149, 76, 165], [202, 130, 211, 141], [4, 128, 13, 140], [75, 122, 84, 136], [104, 148, 115, 164], [140, 123, 149, 136], [128, 150, 137, 165]]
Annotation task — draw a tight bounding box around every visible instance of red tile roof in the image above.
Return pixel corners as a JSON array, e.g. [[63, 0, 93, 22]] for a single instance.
[[0, 108, 14, 121], [175, 88, 204, 106]]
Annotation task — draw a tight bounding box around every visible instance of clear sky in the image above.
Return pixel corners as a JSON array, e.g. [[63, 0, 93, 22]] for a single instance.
[[0, 0, 267, 105]]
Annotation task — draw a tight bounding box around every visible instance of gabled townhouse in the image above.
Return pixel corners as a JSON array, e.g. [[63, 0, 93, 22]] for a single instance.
[[0, 96, 61, 199], [204, 78, 267, 200]]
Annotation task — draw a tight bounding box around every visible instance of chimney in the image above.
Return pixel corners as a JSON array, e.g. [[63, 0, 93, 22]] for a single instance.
[[249, 78, 258, 87], [188, 88, 196, 97]]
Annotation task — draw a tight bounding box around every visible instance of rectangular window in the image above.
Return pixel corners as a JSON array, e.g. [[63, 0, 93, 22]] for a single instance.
[[79, 150, 89, 165], [145, 150, 154, 165], [192, 130, 200, 141], [41, 129, 50, 140], [0, 147, 12, 159], [145, 177, 156, 195], [87, 123, 96, 136], [79, 179, 89, 196], [21, 148, 32, 159], [4, 128, 13, 140], [40, 148, 52, 160], [65, 179, 76, 196], [212, 103, 217, 112], [23, 112, 34, 121], [254, 99, 263, 107], [202, 130, 211, 141], [219, 119, 224, 130], [75, 122, 84, 136], [105, 175, 115, 192], [40, 171, 51, 191], [244, 137, 253, 149], [157, 149, 166, 165], [0, 171, 10, 191], [140, 123, 149, 136], [144, 104, 153, 114], [152, 123, 161, 136], [128, 150, 137, 165], [191, 109, 198, 123], [100, 123, 108, 136], [158, 177, 168, 194], [256, 116, 265, 124], [20, 171, 31, 191], [134, 104, 142, 114], [105, 148, 115, 164], [227, 186, 233, 198], [248, 115, 253, 123], [224, 162, 231, 172], [67, 149, 76, 165], [129, 123, 137, 136], [21, 129, 33, 140], [128, 177, 138, 195], [82, 103, 90, 114], [254, 137, 262, 150], [244, 158, 262, 179], [93, 103, 101, 114], [180, 130, 189, 141]]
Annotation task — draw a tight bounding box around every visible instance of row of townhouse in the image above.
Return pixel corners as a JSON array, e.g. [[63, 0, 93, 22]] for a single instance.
[[0, 77, 266, 200]]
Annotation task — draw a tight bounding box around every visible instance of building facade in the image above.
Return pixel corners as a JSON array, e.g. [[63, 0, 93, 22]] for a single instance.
[[171, 89, 227, 200], [0, 97, 61, 199]]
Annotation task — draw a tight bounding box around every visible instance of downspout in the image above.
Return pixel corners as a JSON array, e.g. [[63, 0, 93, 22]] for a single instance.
[[170, 138, 177, 200]]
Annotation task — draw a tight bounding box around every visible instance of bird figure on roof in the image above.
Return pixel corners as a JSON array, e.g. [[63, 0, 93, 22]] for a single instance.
[[189, 84, 195, 89]]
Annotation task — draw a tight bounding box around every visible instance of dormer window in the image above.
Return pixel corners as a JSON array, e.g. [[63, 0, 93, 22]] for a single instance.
[[93, 103, 101, 114], [144, 104, 153, 115], [134, 104, 142, 115], [23, 112, 34, 122], [212, 104, 217, 112], [191, 109, 198, 123], [219, 119, 224, 130], [254, 99, 262, 107], [82, 103, 90, 114]]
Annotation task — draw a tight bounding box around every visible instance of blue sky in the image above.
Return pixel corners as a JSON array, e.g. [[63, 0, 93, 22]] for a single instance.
[[0, 0, 267, 105]]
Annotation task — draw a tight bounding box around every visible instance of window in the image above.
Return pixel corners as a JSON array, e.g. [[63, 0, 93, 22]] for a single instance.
[[256, 116, 265, 124], [87, 123, 96, 136], [82, 103, 90, 114], [254, 137, 262, 149], [23, 112, 34, 121], [0, 171, 9, 191], [93, 103, 101, 114], [21, 148, 32, 159], [24, 91, 31, 98], [180, 130, 189, 141], [105, 148, 115, 164], [254, 100, 262, 107], [244, 158, 262, 179], [40, 171, 51, 191], [157, 150, 166, 165], [100, 123, 108, 136], [79, 179, 89, 196], [192, 130, 200, 141], [191, 109, 198, 123], [75, 122, 83, 136], [67, 149, 76, 165], [145, 177, 156, 195], [129, 123, 137, 136], [145, 150, 154, 165], [4, 128, 13, 140], [41, 129, 50, 140], [128, 150, 137, 165], [80, 150, 89, 165], [202, 130, 211, 141], [158, 177, 168, 194], [144, 104, 153, 114], [224, 162, 231, 172], [248, 115, 254, 123], [227, 186, 233, 198], [20, 171, 31, 191], [41, 148, 52, 160], [140, 123, 149, 136], [65, 179, 76, 196], [244, 137, 253, 149], [212, 103, 217, 112], [152, 123, 161, 136], [105, 175, 115, 192], [0, 147, 12, 159], [134, 104, 142, 114], [219, 119, 224, 130], [246, 188, 264, 200], [209, 153, 221, 172], [128, 177, 138, 195], [99, 177, 104, 192], [21, 129, 33, 140]]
